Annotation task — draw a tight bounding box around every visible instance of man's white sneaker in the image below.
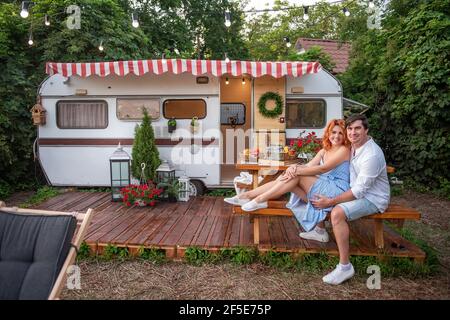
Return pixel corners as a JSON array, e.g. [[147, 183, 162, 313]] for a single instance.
[[299, 228, 330, 243], [241, 199, 268, 212], [322, 264, 355, 285], [224, 195, 250, 206]]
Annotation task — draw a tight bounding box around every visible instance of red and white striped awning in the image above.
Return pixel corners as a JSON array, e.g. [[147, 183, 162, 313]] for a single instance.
[[46, 59, 321, 78]]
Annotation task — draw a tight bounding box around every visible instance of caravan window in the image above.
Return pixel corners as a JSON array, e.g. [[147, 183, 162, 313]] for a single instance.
[[117, 98, 160, 120], [163, 99, 206, 119], [220, 103, 245, 125], [56, 100, 108, 129], [286, 99, 326, 128]]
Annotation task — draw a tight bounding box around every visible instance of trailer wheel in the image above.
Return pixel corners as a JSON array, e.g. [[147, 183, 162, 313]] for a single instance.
[[188, 180, 206, 196]]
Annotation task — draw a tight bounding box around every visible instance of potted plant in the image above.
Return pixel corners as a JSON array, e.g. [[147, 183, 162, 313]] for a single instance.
[[287, 131, 321, 162], [190, 116, 199, 133], [157, 180, 180, 202], [168, 118, 177, 133], [120, 181, 164, 207]]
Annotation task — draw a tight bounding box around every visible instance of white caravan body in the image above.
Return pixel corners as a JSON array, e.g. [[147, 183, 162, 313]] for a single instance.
[[38, 59, 342, 189]]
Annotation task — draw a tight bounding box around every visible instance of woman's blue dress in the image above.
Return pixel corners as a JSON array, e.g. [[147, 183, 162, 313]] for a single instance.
[[286, 160, 350, 232]]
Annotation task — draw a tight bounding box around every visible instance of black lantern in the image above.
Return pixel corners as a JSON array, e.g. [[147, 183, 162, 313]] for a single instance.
[[156, 160, 175, 184], [109, 143, 131, 202]]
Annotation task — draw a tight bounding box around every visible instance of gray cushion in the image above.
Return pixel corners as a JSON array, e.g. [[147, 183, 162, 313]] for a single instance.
[[0, 211, 76, 300]]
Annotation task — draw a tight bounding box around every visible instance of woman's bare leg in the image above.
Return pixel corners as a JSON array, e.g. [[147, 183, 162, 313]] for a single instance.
[[254, 177, 302, 202], [238, 174, 286, 199], [238, 180, 277, 199], [291, 186, 308, 202]]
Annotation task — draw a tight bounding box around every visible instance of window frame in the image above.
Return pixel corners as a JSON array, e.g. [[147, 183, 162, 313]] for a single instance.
[[56, 99, 108, 129], [220, 102, 246, 125], [116, 97, 161, 121], [285, 98, 327, 129], [162, 98, 207, 120]]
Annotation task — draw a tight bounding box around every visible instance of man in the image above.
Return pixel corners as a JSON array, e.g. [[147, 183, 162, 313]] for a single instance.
[[311, 114, 390, 285]]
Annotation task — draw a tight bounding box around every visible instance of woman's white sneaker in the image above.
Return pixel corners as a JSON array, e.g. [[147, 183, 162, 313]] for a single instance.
[[241, 199, 268, 212], [224, 196, 250, 206], [322, 264, 355, 285], [299, 227, 330, 243]]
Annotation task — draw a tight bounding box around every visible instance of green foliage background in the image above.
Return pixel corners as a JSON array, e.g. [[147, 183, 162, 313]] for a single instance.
[[339, 0, 450, 188], [0, 0, 248, 197]]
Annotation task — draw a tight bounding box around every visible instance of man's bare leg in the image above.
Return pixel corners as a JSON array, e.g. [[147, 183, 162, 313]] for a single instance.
[[330, 206, 350, 264]]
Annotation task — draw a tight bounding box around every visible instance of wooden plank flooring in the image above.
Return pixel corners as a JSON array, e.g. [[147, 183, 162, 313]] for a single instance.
[[34, 191, 426, 261]]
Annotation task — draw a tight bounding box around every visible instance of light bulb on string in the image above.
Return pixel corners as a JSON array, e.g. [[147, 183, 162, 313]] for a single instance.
[[242, 77, 245, 85], [284, 37, 291, 48], [132, 12, 139, 28], [224, 10, 231, 27], [303, 6, 309, 21], [98, 40, 104, 52], [225, 77, 229, 85], [224, 53, 230, 63], [44, 14, 50, 26], [343, 7, 350, 17], [20, 1, 30, 18], [28, 32, 33, 46]]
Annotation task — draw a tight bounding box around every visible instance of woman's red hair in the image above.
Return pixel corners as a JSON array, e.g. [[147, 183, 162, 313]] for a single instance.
[[322, 119, 351, 151]]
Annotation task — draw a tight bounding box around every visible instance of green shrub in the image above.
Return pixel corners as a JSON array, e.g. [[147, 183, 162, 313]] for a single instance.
[[138, 247, 167, 264], [260, 250, 295, 270], [184, 246, 217, 265], [20, 186, 59, 208], [102, 244, 130, 261], [77, 241, 91, 260], [220, 246, 258, 265]]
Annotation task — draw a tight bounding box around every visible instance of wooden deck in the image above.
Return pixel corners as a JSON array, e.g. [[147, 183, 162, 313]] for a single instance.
[[34, 191, 426, 262]]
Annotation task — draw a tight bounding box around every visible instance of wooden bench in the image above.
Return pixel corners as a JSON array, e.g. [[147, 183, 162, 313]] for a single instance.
[[232, 201, 420, 249]]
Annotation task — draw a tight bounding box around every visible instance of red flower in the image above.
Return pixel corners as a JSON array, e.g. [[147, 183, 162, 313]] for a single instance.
[[297, 140, 303, 147], [149, 201, 156, 206]]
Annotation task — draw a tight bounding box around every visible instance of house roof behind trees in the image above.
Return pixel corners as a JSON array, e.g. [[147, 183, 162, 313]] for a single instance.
[[295, 38, 351, 74]]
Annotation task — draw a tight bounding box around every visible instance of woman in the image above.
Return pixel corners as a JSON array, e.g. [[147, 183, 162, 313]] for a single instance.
[[224, 119, 351, 242]]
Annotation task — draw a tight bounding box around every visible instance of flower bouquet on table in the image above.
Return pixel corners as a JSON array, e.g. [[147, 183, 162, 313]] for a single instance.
[[288, 131, 321, 162], [240, 148, 260, 163], [120, 181, 164, 207]]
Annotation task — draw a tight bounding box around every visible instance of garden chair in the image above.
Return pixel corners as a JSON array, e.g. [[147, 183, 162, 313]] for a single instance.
[[0, 201, 94, 300]]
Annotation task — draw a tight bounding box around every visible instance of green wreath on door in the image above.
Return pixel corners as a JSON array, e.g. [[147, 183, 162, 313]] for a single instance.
[[258, 91, 283, 118]]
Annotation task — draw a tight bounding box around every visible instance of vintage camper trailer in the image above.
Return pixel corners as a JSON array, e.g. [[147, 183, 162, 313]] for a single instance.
[[37, 59, 342, 194]]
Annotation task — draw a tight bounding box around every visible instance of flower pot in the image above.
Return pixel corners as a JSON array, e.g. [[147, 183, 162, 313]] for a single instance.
[[135, 199, 146, 207], [168, 194, 177, 202], [168, 124, 176, 133]]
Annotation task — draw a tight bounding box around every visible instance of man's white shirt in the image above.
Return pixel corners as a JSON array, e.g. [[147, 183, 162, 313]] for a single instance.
[[350, 138, 390, 212]]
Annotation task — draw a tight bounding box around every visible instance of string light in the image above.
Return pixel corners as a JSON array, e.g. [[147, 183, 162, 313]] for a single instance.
[[343, 7, 350, 16], [283, 36, 291, 48], [20, 1, 31, 18], [98, 40, 104, 51], [303, 6, 309, 21], [224, 52, 230, 63], [28, 31, 33, 46], [225, 77, 229, 85], [224, 9, 231, 27], [242, 77, 245, 85], [132, 12, 139, 28], [44, 14, 50, 26]]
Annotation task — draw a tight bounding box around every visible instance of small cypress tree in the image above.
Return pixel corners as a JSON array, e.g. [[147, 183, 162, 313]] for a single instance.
[[131, 109, 161, 181]]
